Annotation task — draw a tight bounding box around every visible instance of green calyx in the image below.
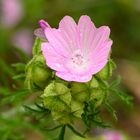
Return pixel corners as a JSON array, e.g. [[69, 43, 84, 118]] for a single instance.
[[42, 82, 71, 112]]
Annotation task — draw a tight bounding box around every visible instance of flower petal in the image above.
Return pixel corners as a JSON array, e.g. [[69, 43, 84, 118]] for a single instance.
[[34, 28, 47, 40], [78, 15, 96, 53], [41, 42, 67, 72], [44, 28, 73, 57], [90, 26, 111, 52], [90, 40, 112, 74], [56, 71, 92, 82], [59, 16, 79, 50], [39, 19, 50, 29]]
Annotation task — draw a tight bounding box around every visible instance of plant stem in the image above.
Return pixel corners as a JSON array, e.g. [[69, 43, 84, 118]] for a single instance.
[[58, 125, 66, 140]]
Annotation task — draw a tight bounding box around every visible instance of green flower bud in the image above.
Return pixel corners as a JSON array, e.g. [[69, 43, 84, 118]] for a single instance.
[[71, 82, 89, 102], [25, 54, 52, 90], [96, 59, 116, 80], [32, 62, 51, 89], [41, 82, 71, 112], [90, 88, 107, 108]]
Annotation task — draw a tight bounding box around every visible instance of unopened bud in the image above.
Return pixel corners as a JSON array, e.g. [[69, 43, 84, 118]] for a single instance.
[[41, 82, 71, 112], [25, 54, 52, 90], [96, 59, 116, 80]]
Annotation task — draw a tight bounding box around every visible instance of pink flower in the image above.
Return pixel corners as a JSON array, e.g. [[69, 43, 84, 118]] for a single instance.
[[12, 29, 33, 55], [104, 131, 124, 140], [1, 0, 23, 28], [34, 20, 50, 40], [41, 15, 112, 82]]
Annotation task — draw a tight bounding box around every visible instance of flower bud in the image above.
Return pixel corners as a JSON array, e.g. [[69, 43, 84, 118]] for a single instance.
[[32, 62, 51, 89], [25, 54, 52, 90], [41, 82, 71, 112], [41, 82, 73, 124], [96, 59, 116, 80]]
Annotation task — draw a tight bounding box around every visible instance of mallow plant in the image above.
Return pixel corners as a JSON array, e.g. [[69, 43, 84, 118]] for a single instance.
[[12, 15, 132, 140]]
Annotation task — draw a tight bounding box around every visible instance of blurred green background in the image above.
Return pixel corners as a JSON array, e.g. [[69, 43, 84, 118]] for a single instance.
[[0, 0, 140, 140]]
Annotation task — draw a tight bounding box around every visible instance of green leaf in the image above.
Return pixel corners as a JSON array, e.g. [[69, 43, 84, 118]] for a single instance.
[[12, 73, 25, 80], [112, 89, 133, 105], [0, 59, 14, 77], [109, 58, 117, 70], [105, 101, 117, 121], [67, 124, 85, 138], [24, 104, 50, 119], [12, 63, 26, 73], [110, 76, 121, 88], [24, 105, 46, 113], [1, 89, 29, 104], [92, 119, 111, 128]]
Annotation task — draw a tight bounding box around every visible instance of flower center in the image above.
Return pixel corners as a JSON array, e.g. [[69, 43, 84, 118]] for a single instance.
[[71, 54, 84, 65], [66, 50, 90, 74]]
